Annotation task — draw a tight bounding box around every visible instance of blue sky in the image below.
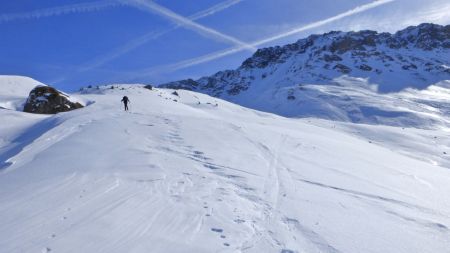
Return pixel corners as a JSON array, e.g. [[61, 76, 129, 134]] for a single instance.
[[1, 0, 449, 91]]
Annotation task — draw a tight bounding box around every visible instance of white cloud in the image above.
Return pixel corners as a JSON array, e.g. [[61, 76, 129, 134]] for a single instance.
[[331, 0, 450, 33], [0, 0, 123, 23]]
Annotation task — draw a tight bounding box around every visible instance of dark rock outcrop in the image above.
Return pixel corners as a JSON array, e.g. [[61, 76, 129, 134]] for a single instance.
[[333, 64, 352, 74], [323, 54, 343, 62], [329, 30, 377, 53], [359, 64, 373, 71], [24, 86, 83, 114], [162, 79, 199, 91]]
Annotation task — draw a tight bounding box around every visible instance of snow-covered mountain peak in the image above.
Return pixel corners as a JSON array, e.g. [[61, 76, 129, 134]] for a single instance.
[[161, 23, 450, 128], [240, 23, 449, 71]]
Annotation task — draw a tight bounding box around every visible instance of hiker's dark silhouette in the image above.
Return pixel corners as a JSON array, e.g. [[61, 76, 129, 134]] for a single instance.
[[121, 96, 130, 111]]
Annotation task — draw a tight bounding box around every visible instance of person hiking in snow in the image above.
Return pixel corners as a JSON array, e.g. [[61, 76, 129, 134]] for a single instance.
[[121, 96, 130, 111]]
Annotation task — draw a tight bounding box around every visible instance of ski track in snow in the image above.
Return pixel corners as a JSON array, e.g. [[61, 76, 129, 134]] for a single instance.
[[1, 82, 450, 253]]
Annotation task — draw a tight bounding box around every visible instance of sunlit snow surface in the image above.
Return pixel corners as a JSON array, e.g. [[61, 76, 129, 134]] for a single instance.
[[1, 77, 449, 253]]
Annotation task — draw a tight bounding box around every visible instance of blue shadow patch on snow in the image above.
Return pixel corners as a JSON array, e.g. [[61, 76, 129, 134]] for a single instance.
[[0, 117, 61, 170]]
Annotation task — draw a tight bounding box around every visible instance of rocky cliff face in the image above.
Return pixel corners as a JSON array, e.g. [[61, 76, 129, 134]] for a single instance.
[[24, 86, 84, 114]]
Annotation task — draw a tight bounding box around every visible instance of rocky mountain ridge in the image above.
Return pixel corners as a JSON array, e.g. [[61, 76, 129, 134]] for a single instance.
[[160, 23, 450, 127], [162, 23, 449, 95]]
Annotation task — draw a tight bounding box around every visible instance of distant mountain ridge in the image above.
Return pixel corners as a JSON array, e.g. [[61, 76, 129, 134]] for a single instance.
[[160, 23, 450, 127], [162, 23, 449, 94]]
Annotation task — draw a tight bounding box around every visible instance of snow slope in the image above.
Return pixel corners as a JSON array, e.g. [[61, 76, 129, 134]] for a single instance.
[[1, 79, 450, 253]]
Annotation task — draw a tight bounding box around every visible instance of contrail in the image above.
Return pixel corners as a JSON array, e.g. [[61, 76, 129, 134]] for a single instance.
[[189, 0, 243, 20], [136, 0, 396, 76], [251, 0, 396, 46], [120, 0, 255, 51], [0, 0, 124, 24], [79, 0, 244, 71]]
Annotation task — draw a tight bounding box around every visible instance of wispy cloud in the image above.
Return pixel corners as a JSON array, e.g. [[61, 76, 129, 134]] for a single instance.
[[334, 0, 450, 33], [79, 0, 245, 71], [189, 0, 243, 20], [78, 30, 165, 72], [120, 0, 255, 51], [248, 0, 396, 47], [0, 0, 124, 24], [126, 0, 396, 78]]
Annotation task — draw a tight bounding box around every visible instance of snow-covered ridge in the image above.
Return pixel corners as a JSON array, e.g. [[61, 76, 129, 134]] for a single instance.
[[161, 23, 450, 128]]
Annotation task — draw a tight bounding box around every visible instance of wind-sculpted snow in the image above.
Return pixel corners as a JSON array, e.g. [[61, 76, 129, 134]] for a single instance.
[[1, 80, 450, 252], [161, 23, 450, 128], [0, 75, 44, 110]]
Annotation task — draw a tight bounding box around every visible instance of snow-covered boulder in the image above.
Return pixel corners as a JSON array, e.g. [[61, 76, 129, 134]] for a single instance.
[[23, 85, 83, 114]]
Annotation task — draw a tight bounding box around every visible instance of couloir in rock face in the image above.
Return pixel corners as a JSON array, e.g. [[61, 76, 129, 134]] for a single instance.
[[24, 86, 83, 114]]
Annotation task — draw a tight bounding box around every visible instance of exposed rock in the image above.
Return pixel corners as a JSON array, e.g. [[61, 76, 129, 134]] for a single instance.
[[323, 54, 343, 62], [327, 30, 377, 53], [227, 84, 248, 95], [287, 95, 296, 100], [333, 64, 352, 74], [241, 46, 286, 69], [23, 86, 83, 114], [162, 79, 199, 91], [402, 64, 418, 70], [396, 23, 450, 50], [359, 64, 373, 71]]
